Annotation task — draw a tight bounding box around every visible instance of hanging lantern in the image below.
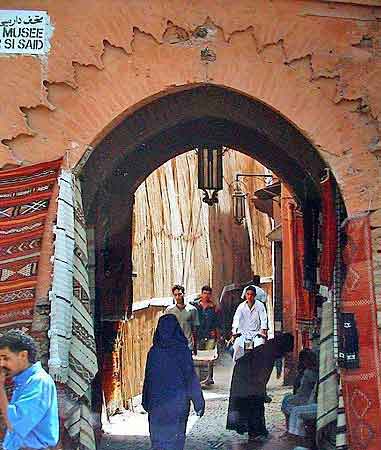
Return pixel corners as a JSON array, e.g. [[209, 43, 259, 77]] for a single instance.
[[233, 187, 246, 225], [197, 145, 223, 206]]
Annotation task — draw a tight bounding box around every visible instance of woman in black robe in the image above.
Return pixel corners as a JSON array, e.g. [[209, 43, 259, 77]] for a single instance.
[[226, 333, 294, 441], [142, 314, 205, 450]]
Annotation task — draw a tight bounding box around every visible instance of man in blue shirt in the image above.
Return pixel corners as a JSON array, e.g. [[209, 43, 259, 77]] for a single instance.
[[0, 330, 59, 450]]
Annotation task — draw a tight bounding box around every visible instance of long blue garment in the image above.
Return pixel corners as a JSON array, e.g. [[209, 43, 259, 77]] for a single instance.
[[142, 315, 205, 450]]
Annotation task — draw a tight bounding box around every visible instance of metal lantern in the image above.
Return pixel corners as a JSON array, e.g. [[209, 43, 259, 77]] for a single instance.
[[233, 187, 246, 224], [198, 146, 223, 206], [232, 173, 273, 224]]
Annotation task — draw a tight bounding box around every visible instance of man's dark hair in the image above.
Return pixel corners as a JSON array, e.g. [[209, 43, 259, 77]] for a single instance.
[[0, 330, 38, 363], [245, 285, 256, 295], [252, 275, 261, 285], [201, 285, 212, 293], [172, 284, 185, 294]]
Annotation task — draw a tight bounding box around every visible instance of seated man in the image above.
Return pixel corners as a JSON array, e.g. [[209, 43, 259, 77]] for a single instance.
[[288, 401, 318, 438], [281, 349, 318, 421], [283, 355, 318, 445]]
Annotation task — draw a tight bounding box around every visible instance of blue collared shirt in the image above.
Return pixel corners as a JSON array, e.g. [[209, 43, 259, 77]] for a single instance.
[[4, 362, 59, 450]]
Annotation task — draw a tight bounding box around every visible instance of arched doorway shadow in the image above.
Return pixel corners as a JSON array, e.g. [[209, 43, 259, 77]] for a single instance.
[[77, 84, 338, 447], [80, 84, 329, 316], [81, 85, 325, 215]]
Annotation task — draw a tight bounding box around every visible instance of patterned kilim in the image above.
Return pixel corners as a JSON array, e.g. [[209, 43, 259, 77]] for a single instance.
[[316, 181, 348, 450], [0, 159, 61, 331], [295, 212, 315, 330], [49, 170, 98, 450], [333, 187, 347, 449], [341, 215, 381, 450], [320, 176, 337, 289], [316, 300, 339, 449], [336, 379, 347, 449]]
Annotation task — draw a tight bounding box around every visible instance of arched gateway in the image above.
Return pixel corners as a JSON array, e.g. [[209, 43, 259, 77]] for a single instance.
[[0, 2, 380, 449]]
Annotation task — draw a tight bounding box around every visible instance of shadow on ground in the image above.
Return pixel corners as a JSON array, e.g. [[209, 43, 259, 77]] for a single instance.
[[100, 351, 304, 450]]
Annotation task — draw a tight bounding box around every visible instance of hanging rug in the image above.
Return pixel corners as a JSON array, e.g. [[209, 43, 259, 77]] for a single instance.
[[0, 159, 61, 331]]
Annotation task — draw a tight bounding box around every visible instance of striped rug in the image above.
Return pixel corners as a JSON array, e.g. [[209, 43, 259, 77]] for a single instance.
[[316, 300, 340, 449], [0, 159, 61, 331], [49, 169, 98, 450], [0, 159, 61, 445]]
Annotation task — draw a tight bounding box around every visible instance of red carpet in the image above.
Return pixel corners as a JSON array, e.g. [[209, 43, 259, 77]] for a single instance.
[[0, 159, 61, 331], [320, 176, 337, 288], [341, 214, 381, 450], [295, 212, 314, 329]]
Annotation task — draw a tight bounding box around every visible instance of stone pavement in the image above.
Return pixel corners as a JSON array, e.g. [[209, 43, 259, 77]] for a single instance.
[[100, 351, 309, 450]]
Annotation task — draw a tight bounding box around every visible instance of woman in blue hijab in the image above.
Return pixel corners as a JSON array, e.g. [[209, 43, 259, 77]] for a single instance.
[[142, 314, 205, 450]]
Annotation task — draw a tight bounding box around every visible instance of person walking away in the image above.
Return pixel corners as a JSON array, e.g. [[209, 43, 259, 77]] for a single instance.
[[142, 314, 205, 450], [165, 285, 200, 354], [0, 329, 59, 450], [226, 333, 294, 443], [191, 285, 221, 385], [230, 285, 268, 361]]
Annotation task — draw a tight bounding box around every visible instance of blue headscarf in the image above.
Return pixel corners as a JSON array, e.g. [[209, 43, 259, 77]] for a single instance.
[[153, 314, 188, 350]]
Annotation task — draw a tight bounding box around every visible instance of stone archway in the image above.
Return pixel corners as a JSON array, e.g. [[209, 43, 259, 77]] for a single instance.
[[79, 85, 328, 319], [75, 82, 380, 450], [76, 82, 327, 424]]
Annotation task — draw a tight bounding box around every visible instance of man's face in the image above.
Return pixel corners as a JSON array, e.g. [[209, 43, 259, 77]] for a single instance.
[[0, 347, 29, 378], [173, 289, 185, 305], [201, 289, 212, 303], [245, 289, 256, 303]]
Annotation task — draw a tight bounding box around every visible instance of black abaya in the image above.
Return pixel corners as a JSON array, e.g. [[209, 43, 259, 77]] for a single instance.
[[226, 333, 294, 437]]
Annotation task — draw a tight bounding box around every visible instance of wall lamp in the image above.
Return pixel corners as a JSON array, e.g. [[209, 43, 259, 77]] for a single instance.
[[233, 173, 273, 224]]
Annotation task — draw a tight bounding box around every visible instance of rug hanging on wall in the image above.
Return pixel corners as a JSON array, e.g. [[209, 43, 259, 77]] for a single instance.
[[316, 300, 341, 449], [0, 159, 62, 443], [49, 169, 98, 450], [294, 211, 315, 331], [340, 214, 381, 450], [0, 159, 62, 332]]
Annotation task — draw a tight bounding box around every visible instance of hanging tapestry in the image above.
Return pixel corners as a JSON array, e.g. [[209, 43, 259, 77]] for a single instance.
[[0, 159, 61, 444], [340, 214, 381, 450], [336, 379, 348, 450], [332, 188, 348, 448], [316, 300, 340, 449], [0, 159, 61, 331], [295, 211, 315, 330], [303, 201, 319, 292], [49, 170, 98, 450], [320, 176, 337, 288]]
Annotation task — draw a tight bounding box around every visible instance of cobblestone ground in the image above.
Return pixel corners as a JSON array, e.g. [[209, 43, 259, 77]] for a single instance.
[[101, 352, 305, 450]]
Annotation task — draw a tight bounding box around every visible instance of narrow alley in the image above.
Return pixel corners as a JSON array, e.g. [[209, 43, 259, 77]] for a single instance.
[[101, 351, 299, 450]]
